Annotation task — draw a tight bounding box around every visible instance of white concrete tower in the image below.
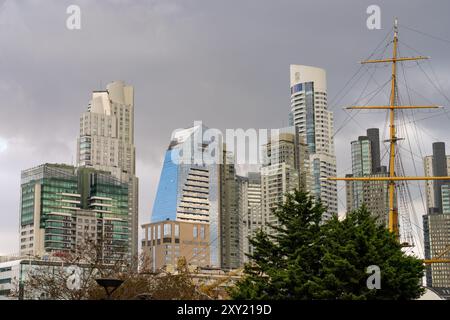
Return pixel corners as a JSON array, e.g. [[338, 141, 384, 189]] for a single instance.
[[77, 81, 139, 261], [289, 65, 337, 219]]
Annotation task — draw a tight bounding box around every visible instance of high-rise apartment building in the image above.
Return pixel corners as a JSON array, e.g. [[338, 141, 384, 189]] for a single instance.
[[77, 81, 139, 259], [261, 127, 308, 233], [150, 124, 235, 269], [424, 146, 450, 213], [237, 173, 262, 264], [19, 164, 129, 263], [423, 214, 450, 288], [220, 151, 240, 270], [289, 65, 337, 220], [345, 128, 389, 225], [423, 142, 450, 289]]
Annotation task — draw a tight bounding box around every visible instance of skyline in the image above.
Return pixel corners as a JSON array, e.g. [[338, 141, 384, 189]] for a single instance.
[[2, 0, 450, 255]]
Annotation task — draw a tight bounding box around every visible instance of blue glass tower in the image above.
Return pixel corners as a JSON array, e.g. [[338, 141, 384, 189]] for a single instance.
[[151, 123, 222, 267]]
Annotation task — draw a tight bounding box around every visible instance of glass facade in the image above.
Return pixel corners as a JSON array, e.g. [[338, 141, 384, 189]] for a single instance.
[[19, 163, 130, 261], [290, 66, 337, 218], [305, 82, 316, 153], [350, 138, 372, 208], [290, 83, 303, 95], [151, 125, 221, 267], [151, 150, 179, 222]]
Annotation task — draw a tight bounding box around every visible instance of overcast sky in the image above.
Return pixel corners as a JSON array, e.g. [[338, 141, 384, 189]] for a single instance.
[[1, 0, 450, 256]]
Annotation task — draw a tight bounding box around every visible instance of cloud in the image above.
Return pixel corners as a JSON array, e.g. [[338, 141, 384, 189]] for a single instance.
[[1, 0, 450, 256], [0, 137, 7, 153]]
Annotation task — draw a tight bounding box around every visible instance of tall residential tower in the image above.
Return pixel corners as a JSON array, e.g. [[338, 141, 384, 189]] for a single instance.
[[77, 81, 139, 260], [345, 128, 389, 225], [289, 65, 337, 219], [423, 142, 450, 289]]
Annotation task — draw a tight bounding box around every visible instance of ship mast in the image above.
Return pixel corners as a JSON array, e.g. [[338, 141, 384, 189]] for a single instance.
[[329, 18, 450, 263]]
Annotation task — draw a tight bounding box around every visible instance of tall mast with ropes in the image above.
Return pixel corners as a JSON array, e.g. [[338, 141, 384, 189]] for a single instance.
[[328, 18, 450, 264]]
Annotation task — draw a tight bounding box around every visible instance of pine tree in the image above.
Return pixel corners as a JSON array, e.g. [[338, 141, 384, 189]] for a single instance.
[[230, 190, 425, 300]]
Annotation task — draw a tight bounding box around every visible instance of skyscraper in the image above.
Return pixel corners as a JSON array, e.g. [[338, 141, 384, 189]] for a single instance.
[[237, 172, 262, 264], [423, 213, 450, 288], [261, 127, 308, 233], [350, 136, 372, 209], [77, 81, 139, 260], [424, 143, 450, 214], [289, 65, 337, 219], [19, 163, 129, 263], [423, 142, 450, 289], [220, 151, 240, 270], [367, 128, 381, 173], [150, 124, 234, 268], [345, 128, 389, 225]]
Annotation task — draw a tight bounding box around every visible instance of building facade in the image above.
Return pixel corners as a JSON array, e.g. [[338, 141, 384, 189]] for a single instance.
[[424, 148, 450, 213], [237, 173, 262, 264], [219, 151, 240, 270], [141, 220, 210, 272], [423, 142, 450, 290], [345, 129, 389, 225], [150, 124, 235, 269], [423, 214, 450, 288], [77, 81, 139, 260], [289, 65, 337, 220], [19, 164, 130, 263], [261, 127, 308, 233]]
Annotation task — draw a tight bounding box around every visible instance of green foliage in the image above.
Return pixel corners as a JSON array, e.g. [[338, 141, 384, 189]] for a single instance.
[[230, 190, 425, 300]]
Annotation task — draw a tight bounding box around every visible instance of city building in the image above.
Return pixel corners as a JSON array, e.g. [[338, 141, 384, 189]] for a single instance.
[[219, 151, 241, 270], [0, 259, 19, 298], [423, 142, 450, 290], [423, 214, 450, 288], [424, 143, 450, 213], [261, 127, 308, 233], [289, 65, 337, 220], [77, 81, 139, 260], [150, 124, 235, 269], [237, 173, 262, 264], [19, 163, 130, 263], [0, 256, 109, 300], [141, 220, 210, 272], [345, 128, 389, 225]]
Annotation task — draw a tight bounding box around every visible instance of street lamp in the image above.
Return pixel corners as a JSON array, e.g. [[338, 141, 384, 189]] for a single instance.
[[95, 278, 124, 300]]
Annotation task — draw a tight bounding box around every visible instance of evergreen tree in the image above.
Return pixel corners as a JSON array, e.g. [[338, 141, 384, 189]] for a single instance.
[[230, 190, 425, 300]]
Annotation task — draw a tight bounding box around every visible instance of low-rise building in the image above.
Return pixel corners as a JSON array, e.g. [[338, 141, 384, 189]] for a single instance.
[[141, 220, 210, 272]]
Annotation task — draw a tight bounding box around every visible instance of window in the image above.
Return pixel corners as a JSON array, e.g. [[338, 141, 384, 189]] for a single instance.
[[147, 227, 151, 240], [193, 226, 198, 239], [157, 225, 161, 239], [174, 224, 180, 238], [200, 226, 205, 240], [163, 224, 171, 237]]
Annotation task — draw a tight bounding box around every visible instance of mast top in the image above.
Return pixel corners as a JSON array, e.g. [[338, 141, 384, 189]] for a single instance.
[[394, 18, 398, 38]]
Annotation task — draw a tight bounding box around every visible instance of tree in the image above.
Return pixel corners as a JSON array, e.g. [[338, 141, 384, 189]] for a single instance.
[[15, 240, 204, 300], [17, 239, 134, 300], [230, 190, 425, 300]]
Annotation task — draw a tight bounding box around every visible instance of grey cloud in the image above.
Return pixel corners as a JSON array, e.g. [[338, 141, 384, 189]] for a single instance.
[[1, 0, 450, 255]]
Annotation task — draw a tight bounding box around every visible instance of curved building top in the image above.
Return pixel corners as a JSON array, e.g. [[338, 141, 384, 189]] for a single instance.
[[290, 64, 327, 93]]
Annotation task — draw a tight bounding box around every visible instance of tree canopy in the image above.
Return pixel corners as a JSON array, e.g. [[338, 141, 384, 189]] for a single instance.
[[230, 190, 425, 300]]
